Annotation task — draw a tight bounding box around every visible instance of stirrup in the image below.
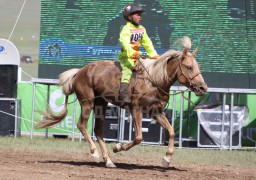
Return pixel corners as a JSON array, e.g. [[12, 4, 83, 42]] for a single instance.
[[119, 94, 131, 104]]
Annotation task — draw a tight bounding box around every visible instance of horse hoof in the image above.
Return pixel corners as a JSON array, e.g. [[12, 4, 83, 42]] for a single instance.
[[113, 143, 122, 153], [91, 154, 101, 163], [106, 160, 116, 168], [162, 156, 170, 168]]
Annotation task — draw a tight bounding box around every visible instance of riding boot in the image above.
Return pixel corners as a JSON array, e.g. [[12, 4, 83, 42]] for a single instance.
[[119, 82, 131, 104]]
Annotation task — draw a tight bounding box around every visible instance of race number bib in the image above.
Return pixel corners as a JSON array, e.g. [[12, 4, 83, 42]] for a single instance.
[[130, 28, 144, 44]]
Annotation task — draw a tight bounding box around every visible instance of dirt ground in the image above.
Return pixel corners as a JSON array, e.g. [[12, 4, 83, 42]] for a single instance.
[[0, 148, 255, 180]]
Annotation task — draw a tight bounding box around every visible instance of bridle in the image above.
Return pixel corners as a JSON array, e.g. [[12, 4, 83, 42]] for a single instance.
[[178, 57, 201, 91]]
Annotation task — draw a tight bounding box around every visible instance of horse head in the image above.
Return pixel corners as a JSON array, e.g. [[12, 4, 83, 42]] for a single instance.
[[176, 41, 208, 96]]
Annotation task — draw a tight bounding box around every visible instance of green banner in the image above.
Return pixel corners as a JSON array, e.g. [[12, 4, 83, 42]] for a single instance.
[[17, 82, 92, 136]]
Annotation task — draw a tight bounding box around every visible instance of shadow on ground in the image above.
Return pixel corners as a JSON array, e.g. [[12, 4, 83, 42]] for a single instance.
[[40, 160, 187, 172]]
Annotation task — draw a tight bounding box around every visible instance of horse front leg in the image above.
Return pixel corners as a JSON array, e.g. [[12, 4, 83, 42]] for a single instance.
[[153, 112, 175, 168], [113, 106, 142, 152]]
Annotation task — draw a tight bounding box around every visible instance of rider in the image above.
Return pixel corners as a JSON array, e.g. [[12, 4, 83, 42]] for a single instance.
[[118, 2, 159, 103]]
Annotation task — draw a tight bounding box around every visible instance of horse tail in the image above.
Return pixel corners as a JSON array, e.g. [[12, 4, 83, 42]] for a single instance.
[[35, 96, 69, 128], [35, 68, 80, 129], [59, 68, 80, 96]]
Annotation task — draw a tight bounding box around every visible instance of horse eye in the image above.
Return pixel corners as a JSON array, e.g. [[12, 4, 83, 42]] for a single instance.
[[186, 65, 193, 71]]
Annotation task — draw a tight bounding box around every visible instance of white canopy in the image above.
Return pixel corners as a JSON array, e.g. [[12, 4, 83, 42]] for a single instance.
[[0, 38, 20, 66]]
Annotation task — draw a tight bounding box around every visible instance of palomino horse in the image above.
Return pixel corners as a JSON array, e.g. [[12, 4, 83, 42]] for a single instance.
[[36, 36, 207, 168]]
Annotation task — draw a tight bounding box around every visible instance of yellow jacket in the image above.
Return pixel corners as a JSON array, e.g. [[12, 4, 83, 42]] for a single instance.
[[118, 22, 158, 60]]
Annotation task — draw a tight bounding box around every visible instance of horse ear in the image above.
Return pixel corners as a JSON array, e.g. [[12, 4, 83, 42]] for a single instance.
[[183, 47, 189, 57], [192, 47, 198, 57]]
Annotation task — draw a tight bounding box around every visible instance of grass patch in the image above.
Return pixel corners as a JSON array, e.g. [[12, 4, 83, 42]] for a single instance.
[[172, 148, 256, 168], [0, 136, 255, 169]]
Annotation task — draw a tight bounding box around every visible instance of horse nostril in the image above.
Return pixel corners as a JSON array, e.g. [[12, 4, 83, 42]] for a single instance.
[[198, 82, 207, 92], [200, 86, 207, 92], [200, 87, 205, 91]]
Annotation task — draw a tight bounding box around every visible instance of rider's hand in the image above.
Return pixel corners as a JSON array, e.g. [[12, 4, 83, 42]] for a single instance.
[[152, 55, 160, 59], [135, 54, 147, 61]]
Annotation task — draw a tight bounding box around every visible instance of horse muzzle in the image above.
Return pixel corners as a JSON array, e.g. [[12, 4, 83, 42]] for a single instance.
[[189, 82, 208, 96]]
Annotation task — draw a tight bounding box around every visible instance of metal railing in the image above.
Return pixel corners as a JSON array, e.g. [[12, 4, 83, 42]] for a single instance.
[[29, 78, 256, 149]]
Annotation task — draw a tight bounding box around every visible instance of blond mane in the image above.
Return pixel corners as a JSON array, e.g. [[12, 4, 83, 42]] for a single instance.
[[139, 36, 192, 87], [139, 50, 180, 87], [181, 36, 192, 49]]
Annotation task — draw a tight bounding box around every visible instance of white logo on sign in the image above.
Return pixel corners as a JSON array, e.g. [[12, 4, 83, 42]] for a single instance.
[[49, 89, 65, 113]]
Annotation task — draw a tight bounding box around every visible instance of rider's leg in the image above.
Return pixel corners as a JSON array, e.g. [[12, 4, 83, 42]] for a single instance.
[[119, 58, 135, 103], [119, 82, 131, 103]]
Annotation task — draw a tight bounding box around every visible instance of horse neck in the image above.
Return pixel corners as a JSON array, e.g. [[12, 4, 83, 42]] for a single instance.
[[142, 55, 180, 93], [166, 57, 180, 87]]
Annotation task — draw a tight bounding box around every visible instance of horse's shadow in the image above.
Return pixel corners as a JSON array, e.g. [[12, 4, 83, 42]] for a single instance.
[[40, 160, 186, 172]]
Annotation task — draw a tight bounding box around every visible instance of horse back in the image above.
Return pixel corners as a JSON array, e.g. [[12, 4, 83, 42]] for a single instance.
[[73, 60, 167, 108], [74, 60, 122, 96]]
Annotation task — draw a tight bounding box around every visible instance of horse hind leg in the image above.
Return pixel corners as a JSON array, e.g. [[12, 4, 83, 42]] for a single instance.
[[77, 102, 101, 163], [94, 99, 116, 168]]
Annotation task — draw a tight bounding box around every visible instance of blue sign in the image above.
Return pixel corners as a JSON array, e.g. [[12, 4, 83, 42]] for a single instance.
[[39, 38, 169, 62], [0, 46, 5, 52]]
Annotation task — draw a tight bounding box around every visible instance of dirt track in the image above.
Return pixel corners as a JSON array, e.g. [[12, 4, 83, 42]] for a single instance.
[[0, 148, 255, 180]]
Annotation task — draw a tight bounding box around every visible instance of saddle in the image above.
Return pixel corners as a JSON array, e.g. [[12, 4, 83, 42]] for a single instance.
[[114, 60, 152, 95]]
